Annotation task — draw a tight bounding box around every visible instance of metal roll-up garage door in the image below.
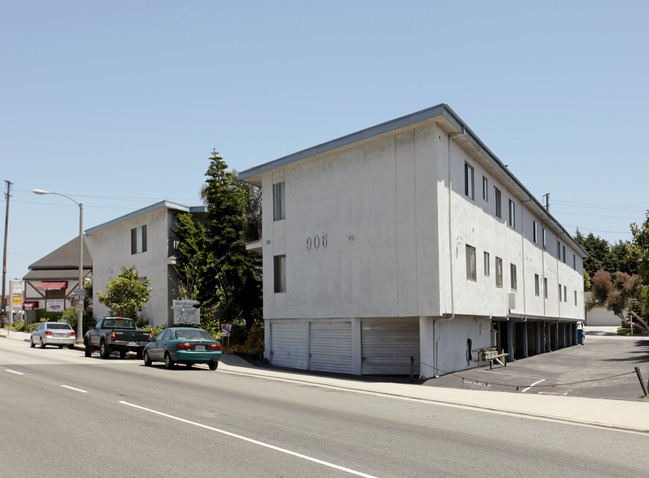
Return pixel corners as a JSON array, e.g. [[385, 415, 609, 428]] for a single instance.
[[270, 321, 308, 370], [309, 321, 352, 374], [361, 318, 419, 375]]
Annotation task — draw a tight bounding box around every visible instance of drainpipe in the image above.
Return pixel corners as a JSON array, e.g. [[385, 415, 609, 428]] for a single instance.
[[433, 130, 463, 377]]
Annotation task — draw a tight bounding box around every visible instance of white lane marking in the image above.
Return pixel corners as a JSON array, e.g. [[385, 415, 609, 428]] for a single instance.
[[521, 379, 546, 393], [61, 385, 88, 393], [120, 401, 378, 478], [5, 369, 24, 375]]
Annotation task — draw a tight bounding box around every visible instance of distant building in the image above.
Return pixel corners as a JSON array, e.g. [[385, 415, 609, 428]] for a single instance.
[[240, 104, 587, 378], [86, 201, 206, 327], [23, 236, 92, 325]]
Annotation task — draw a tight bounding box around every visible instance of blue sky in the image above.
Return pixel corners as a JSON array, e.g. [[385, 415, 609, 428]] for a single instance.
[[2, 0, 647, 291]]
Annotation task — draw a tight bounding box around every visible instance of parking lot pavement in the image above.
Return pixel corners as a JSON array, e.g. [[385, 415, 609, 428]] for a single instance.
[[424, 330, 649, 401]]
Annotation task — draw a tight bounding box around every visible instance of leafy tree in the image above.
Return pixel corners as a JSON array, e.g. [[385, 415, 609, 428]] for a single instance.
[[590, 270, 647, 332], [630, 211, 649, 283], [200, 150, 262, 327], [575, 230, 637, 281], [98, 266, 152, 321]]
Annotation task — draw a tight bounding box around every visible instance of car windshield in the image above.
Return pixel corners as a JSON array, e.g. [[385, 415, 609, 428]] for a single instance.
[[175, 329, 213, 341], [47, 323, 72, 330], [104, 319, 135, 329]]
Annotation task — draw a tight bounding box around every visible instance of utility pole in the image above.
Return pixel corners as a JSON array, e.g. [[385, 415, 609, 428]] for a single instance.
[[1, 180, 12, 328], [542, 193, 550, 212]]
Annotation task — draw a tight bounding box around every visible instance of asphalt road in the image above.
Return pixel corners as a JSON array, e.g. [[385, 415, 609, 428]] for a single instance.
[[1, 338, 648, 478], [424, 332, 649, 401]]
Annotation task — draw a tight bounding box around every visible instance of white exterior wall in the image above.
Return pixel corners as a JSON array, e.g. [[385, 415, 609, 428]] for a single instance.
[[90, 208, 173, 327], [263, 124, 441, 321]]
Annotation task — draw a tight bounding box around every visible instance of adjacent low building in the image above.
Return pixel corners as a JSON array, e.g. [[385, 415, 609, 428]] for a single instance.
[[86, 201, 206, 328], [240, 104, 587, 378]]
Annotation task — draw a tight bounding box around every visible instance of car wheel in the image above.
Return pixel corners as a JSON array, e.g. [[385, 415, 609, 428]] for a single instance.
[[120, 350, 127, 359], [185, 363, 192, 369], [30, 338, 35, 348], [84, 339, 93, 357], [143, 350, 152, 366], [208, 360, 218, 371], [136, 351, 143, 360], [164, 352, 175, 369], [100, 341, 111, 359], [40, 337, 46, 349], [58, 345, 63, 349]]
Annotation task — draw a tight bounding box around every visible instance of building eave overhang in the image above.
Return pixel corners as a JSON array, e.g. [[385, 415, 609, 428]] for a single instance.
[[86, 200, 198, 235], [239, 103, 587, 258]]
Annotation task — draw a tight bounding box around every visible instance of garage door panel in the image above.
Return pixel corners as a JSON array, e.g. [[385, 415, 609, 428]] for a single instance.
[[362, 319, 419, 375], [271, 321, 308, 370], [310, 321, 352, 374]]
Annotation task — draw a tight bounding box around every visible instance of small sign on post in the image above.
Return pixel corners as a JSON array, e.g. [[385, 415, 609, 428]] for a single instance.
[[171, 300, 201, 325]]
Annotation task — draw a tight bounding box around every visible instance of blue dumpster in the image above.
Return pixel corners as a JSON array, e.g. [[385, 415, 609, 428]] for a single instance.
[[578, 328, 585, 345]]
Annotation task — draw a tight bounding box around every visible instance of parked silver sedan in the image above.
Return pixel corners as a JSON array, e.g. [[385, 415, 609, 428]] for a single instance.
[[30, 322, 76, 348]]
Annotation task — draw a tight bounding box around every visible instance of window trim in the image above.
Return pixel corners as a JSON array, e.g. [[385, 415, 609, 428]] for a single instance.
[[495, 257, 503, 288], [464, 163, 475, 200], [483, 251, 490, 277], [494, 187, 502, 218], [482, 176, 488, 202], [273, 182, 286, 221], [508, 200, 516, 229], [273, 255, 286, 293], [510, 263, 517, 291], [466, 244, 477, 281]]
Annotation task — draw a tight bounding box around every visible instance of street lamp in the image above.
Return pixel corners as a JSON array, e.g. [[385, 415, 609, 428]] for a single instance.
[[33, 189, 84, 345]]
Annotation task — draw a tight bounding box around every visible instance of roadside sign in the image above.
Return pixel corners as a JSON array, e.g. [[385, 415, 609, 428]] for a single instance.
[[172, 300, 201, 325], [221, 324, 232, 337], [75, 299, 84, 311], [73, 289, 86, 299]]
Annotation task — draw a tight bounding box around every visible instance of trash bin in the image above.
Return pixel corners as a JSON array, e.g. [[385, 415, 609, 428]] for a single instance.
[[578, 328, 585, 345]]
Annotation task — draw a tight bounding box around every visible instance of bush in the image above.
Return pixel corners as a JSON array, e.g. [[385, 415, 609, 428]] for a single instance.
[[231, 320, 264, 354], [617, 327, 649, 336], [27, 322, 42, 333], [9, 320, 25, 331]]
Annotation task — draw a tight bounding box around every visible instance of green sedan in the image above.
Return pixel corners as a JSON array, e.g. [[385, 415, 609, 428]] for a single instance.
[[143, 327, 222, 370]]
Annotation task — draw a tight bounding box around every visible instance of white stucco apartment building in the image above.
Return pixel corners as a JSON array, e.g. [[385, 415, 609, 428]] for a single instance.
[[240, 104, 586, 379], [87, 201, 206, 328]]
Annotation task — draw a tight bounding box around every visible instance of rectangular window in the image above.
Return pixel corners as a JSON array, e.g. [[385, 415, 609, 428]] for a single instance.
[[130, 225, 147, 254], [273, 182, 286, 221], [557, 240, 561, 259], [482, 176, 489, 202], [533, 221, 538, 244], [494, 187, 502, 218], [562, 245, 566, 263], [466, 245, 477, 281], [484, 251, 490, 276], [510, 263, 517, 290], [535, 274, 540, 296], [544, 277, 548, 298], [558, 284, 562, 301], [564, 285, 567, 302], [574, 290, 577, 306], [495, 257, 503, 288], [573, 253, 576, 269], [273, 255, 286, 293], [508, 200, 516, 228], [465, 163, 475, 200], [543, 228, 547, 250]]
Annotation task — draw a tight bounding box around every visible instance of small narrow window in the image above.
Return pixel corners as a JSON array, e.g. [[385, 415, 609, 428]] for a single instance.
[[544, 277, 548, 298], [274, 255, 286, 293], [466, 245, 477, 281], [574, 290, 577, 306], [543, 228, 547, 250], [484, 251, 490, 276], [535, 274, 540, 296], [557, 240, 561, 259], [494, 187, 502, 218], [558, 284, 562, 301], [508, 200, 516, 228], [465, 163, 475, 200], [533, 221, 538, 244], [562, 245, 566, 263], [495, 257, 503, 288], [510, 263, 517, 290], [573, 254, 576, 269], [131, 225, 147, 254], [564, 285, 567, 302], [273, 182, 286, 221], [482, 176, 489, 202]]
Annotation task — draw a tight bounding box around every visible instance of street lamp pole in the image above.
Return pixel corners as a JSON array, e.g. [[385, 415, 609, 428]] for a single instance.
[[33, 189, 84, 345]]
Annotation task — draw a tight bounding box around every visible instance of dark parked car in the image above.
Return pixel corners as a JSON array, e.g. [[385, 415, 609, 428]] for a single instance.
[[143, 327, 222, 370], [84, 317, 152, 359]]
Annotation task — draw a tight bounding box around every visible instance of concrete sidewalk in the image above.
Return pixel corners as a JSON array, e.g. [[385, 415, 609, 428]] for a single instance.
[[2, 328, 648, 434]]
